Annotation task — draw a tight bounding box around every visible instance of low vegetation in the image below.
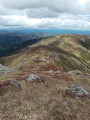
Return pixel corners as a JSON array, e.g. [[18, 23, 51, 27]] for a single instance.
[[0, 34, 90, 120]]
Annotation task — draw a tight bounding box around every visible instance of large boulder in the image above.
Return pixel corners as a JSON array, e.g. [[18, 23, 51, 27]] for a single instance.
[[65, 86, 89, 97]]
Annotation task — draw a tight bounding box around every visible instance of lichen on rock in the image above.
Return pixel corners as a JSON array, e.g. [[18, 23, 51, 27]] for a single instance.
[[26, 74, 39, 82], [65, 86, 89, 97], [0, 64, 12, 74]]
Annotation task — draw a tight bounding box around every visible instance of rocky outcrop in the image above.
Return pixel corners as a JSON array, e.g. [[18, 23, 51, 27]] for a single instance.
[[22, 58, 29, 65], [0, 64, 12, 74], [40, 57, 54, 64], [26, 74, 39, 82], [10, 80, 22, 90], [15, 58, 29, 71], [65, 86, 89, 97], [50, 52, 59, 60], [47, 70, 61, 74], [68, 70, 81, 75], [0, 80, 21, 95]]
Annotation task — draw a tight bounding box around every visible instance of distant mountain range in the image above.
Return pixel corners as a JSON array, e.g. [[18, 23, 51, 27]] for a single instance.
[[0, 28, 90, 36]]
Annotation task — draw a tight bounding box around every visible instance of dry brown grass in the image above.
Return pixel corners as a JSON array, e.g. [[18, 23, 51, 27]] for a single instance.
[[0, 41, 90, 120], [0, 70, 90, 120]]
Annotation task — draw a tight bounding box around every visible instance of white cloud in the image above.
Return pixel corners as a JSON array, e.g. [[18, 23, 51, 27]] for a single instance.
[[0, 0, 87, 15], [26, 8, 59, 18], [85, 0, 90, 12], [0, 0, 90, 30], [0, 14, 90, 30]]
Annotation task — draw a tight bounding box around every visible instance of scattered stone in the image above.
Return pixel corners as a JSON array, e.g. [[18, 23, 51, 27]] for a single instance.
[[15, 65, 22, 71], [40, 57, 50, 64], [26, 74, 39, 82], [40, 57, 46, 62], [50, 58, 55, 65], [47, 70, 53, 73], [14, 58, 29, 71], [0, 64, 12, 74], [81, 38, 85, 42], [50, 52, 59, 60], [22, 58, 29, 64], [40, 57, 54, 64], [65, 86, 89, 97], [68, 70, 81, 75], [63, 101, 67, 105], [10, 80, 22, 90], [54, 70, 61, 74], [47, 70, 61, 74]]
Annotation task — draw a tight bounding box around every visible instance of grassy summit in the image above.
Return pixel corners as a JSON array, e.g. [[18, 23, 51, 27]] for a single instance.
[[0, 34, 90, 120]]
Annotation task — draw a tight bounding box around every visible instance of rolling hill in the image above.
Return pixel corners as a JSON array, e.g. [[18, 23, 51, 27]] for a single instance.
[[0, 34, 90, 120], [31, 34, 90, 73]]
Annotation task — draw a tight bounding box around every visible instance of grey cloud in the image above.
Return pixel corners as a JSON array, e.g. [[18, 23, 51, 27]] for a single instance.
[[37, 14, 90, 30], [0, 0, 83, 13], [26, 8, 59, 18], [0, 0, 42, 9], [0, 5, 7, 15], [0, 0, 90, 30], [1, 13, 90, 30], [0, 0, 90, 19]]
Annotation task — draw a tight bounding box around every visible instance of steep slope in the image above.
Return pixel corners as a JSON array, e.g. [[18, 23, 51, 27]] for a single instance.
[[0, 34, 90, 73], [0, 37, 42, 57], [31, 34, 90, 73], [0, 34, 90, 120], [0, 32, 54, 57]]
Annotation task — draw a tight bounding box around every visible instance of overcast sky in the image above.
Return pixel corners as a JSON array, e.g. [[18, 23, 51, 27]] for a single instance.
[[0, 0, 90, 30]]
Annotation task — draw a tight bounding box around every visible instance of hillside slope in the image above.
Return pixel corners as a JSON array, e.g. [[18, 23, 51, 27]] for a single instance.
[[30, 34, 90, 73], [0, 32, 54, 57], [0, 34, 90, 120]]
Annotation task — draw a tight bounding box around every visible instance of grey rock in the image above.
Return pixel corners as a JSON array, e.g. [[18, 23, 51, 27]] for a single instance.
[[0, 58, 29, 74], [40, 57, 55, 64], [22, 58, 29, 64], [26, 74, 39, 82], [50, 52, 59, 60], [14, 58, 29, 71], [68, 70, 81, 75], [0, 64, 12, 74], [66, 86, 89, 97], [47, 70, 53, 73], [40, 57, 46, 62], [47, 70, 61, 74], [10, 80, 22, 90]]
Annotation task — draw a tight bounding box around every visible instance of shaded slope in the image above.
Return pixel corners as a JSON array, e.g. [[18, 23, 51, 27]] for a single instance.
[[0, 38, 41, 57]]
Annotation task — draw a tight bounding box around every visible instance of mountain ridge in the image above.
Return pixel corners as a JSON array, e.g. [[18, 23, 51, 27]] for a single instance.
[[0, 34, 90, 120], [0, 34, 90, 73]]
